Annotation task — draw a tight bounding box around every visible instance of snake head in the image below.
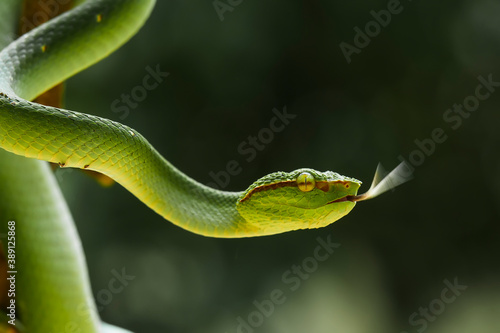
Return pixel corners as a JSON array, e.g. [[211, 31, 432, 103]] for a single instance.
[[236, 168, 362, 234]]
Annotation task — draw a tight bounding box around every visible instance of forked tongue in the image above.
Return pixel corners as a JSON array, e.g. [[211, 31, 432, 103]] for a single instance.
[[349, 162, 412, 202]]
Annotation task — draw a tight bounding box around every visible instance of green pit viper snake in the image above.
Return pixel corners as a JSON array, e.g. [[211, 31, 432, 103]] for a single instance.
[[0, 0, 409, 331]]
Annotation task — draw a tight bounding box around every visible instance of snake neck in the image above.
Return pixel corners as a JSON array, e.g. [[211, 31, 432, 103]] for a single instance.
[[110, 139, 261, 238]]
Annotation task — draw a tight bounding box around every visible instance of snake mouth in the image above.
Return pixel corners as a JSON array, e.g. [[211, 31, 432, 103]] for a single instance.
[[327, 195, 355, 204]]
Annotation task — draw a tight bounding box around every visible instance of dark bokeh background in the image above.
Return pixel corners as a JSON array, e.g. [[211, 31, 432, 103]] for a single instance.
[[56, 0, 500, 332]]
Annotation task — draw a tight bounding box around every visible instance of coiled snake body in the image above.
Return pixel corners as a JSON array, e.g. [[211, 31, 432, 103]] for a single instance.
[[0, 1, 407, 331]]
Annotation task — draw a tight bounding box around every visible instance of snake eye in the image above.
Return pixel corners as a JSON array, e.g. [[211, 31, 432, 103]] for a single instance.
[[296, 172, 316, 192]]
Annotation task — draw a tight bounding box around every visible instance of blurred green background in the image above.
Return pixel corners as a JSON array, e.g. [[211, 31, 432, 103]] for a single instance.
[[54, 0, 500, 332]]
